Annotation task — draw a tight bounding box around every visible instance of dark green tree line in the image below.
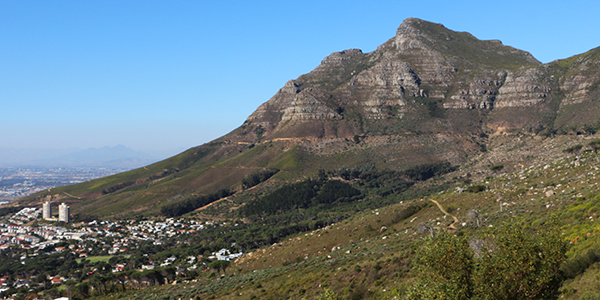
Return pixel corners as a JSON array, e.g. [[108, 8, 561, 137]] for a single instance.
[[241, 179, 362, 217], [242, 168, 279, 189], [161, 188, 233, 217]]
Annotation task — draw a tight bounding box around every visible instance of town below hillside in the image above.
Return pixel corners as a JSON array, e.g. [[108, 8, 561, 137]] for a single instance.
[[0, 207, 243, 297], [0, 167, 130, 201]]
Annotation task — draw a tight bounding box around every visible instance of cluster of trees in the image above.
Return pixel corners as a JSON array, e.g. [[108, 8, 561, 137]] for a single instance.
[[147, 169, 179, 181], [335, 164, 376, 180], [161, 188, 233, 217], [340, 170, 414, 192], [0, 206, 22, 218], [241, 179, 362, 217], [354, 170, 415, 197], [337, 162, 456, 183], [338, 161, 458, 183], [241, 168, 279, 189], [408, 222, 568, 300], [102, 180, 135, 195], [232, 166, 456, 249], [207, 260, 230, 275], [466, 185, 487, 193], [334, 162, 456, 198], [402, 161, 458, 181]]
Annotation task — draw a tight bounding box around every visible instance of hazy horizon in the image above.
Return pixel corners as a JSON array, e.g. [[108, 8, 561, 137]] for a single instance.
[[2, 0, 600, 152], [0, 145, 187, 168]]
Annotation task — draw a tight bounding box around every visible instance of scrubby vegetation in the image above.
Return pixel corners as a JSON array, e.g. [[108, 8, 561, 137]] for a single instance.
[[242, 179, 362, 217], [241, 168, 279, 190], [402, 162, 458, 181], [160, 188, 233, 217], [564, 144, 584, 155], [490, 164, 504, 172], [409, 221, 567, 300]]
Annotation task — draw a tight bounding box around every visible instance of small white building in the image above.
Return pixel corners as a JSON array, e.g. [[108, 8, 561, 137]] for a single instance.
[[213, 249, 244, 261]]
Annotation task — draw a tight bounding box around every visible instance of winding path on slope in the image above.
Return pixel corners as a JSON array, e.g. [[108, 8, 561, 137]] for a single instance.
[[193, 197, 234, 212], [428, 198, 460, 230], [63, 192, 82, 200]]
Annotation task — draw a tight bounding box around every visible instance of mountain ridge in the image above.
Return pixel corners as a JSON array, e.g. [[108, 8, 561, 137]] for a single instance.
[[12, 18, 600, 219]]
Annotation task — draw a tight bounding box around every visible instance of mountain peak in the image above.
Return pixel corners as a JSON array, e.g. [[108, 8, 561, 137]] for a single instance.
[[391, 18, 463, 52], [388, 18, 539, 67], [392, 18, 433, 50], [396, 17, 432, 31]]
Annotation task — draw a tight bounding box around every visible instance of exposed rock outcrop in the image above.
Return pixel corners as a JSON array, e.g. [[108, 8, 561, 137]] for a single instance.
[[281, 88, 341, 121], [495, 68, 552, 108]]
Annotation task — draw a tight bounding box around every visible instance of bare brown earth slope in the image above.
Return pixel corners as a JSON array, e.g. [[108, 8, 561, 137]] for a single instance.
[[14, 18, 600, 219]]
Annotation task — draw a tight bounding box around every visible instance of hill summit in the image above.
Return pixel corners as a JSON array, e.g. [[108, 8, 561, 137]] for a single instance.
[[14, 18, 600, 219]]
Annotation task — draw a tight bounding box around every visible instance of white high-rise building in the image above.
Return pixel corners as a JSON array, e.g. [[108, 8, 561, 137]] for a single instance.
[[58, 203, 70, 223], [43, 201, 51, 219]]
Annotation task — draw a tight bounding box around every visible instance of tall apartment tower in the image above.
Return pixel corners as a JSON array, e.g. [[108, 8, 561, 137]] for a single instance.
[[43, 201, 51, 219], [58, 203, 70, 223]]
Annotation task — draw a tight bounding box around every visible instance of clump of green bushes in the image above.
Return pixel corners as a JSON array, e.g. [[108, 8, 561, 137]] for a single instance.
[[161, 188, 233, 217], [242, 169, 279, 189]]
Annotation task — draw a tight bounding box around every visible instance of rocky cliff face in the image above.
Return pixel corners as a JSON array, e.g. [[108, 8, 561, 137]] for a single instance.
[[240, 19, 568, 147], [556, 47, 600, 107], [240, 18, 600, 146]]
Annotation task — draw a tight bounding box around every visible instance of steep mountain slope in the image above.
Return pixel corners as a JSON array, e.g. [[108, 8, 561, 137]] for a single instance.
[[13, 18, 600, 219], [550, 46, 600, 132], [82, 140, 600, 300]]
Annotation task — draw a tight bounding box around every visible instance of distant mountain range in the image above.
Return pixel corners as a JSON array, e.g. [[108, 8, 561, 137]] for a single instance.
[[0, 145, 181, 168]]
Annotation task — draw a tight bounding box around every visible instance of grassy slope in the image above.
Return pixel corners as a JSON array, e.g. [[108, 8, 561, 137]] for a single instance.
[[80, 132, 600, 300]]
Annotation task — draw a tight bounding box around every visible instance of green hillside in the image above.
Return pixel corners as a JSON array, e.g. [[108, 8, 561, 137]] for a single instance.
[[53, 134, 600, 300]]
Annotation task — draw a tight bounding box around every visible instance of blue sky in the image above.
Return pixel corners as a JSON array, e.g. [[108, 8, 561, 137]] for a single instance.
[[2, 0, 599, 156]]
